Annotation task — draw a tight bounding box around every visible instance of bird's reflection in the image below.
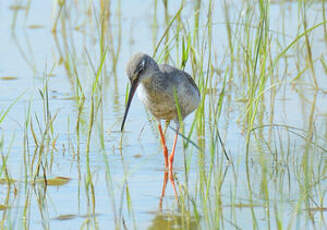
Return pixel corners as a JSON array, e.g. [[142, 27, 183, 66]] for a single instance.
[[148, 207, 199, 230], [159, 170, 178, 210]]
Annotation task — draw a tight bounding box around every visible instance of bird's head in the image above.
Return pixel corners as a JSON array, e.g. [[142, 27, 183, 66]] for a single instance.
[[126, 53, 158, 84], [121, 53, 158, 131]]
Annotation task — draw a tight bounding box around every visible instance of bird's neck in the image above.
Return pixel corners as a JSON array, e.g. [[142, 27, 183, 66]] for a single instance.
[[140, 73, 161, 96], [141, 69, 160, 85]]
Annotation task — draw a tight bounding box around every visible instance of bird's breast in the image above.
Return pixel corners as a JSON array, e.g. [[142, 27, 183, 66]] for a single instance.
[[137, 78, 200, 121], [137, 83, 177, 120]]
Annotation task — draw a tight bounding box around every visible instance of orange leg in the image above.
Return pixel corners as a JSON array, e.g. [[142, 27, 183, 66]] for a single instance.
[[169, 171, 179, 202], [159, 171, 168, 210], [168, 130, 179, 176], [159, 171, 178, 209], [158, 123, 169, 168], [168, 129, 179, 203], [159, 128, 180, 207]]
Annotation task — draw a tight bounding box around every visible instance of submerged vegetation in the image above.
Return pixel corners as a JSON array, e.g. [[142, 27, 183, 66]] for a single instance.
[[0, 0, 326, 229]]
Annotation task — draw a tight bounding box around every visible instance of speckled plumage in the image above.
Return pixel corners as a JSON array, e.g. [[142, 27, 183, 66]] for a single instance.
[[126, 53, 200, 124]]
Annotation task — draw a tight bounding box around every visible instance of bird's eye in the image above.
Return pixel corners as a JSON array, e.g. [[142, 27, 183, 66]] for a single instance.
[[135, 59, 146, 75]]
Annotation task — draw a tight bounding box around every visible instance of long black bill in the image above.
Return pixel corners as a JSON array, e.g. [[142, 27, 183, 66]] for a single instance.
[[121, 81, 138, 132]]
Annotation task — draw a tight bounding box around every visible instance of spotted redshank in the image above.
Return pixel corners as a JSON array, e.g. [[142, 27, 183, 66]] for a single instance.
[[121, 53, 200, 178]]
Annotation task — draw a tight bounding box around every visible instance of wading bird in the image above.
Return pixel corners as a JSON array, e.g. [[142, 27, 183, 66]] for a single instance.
[[121, 53, 200, 180]]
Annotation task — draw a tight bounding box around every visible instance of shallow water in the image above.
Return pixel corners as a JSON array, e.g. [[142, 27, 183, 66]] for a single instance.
[[0, 0, 326, 229]]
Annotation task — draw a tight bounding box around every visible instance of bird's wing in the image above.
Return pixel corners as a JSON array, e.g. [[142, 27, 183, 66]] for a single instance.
[[159, 64, 200, 95]]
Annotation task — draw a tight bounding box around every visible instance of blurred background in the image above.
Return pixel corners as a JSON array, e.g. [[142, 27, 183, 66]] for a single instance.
[[0, 0, 326, 229]]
